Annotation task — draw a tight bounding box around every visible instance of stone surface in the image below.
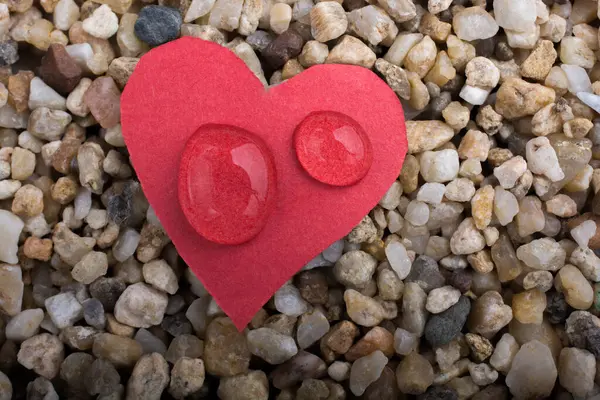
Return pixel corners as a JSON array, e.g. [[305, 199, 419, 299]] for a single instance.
[[506, 340, 557, 399]]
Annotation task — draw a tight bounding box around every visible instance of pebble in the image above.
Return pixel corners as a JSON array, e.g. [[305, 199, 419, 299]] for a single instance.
[[0, 211, 24, 265], [263, 29, 304, 69], [274, 282, 309, 316], [247, 327, 298, 364], [165, 334, 203, 363], [44, 292, 83, 329], [395, 352, 434, 395], [394, 328, 419, 355], [218, 370, 269, 400], [334, 250, 377, 288], [426, 285, 461, 313], [84, 358, 120, 396], [60, 352, 93, 393], [204, 317, 251, 377], [142, 259, 178, 294], [93, 333, 142, 368], [5, 308, 44, 342], [570, 246, 600, 281], [113, 282, 167, 327], [516, 237, 566, 271], [425, 296, 470, 347], [126, 353, 169, 400], [556, 264, 594, 309], [490, 333, 519, 373], [496, 78, 556, 119], [71, 251, 108, 284], [468, 291, 513, 338], [450, 218, 486, 255], [452, 7, 498, 41], [526, 137, 564, 182], [521, 40, 557, 80], [349, 350, 388, 396], [83, 298, 105, 329], [558, 347, 595, 398], [506, 340, 557, 399], [420, 149, 459, 183], [326, 35, 376, 68], [309, 2, 346, 42], [571, 220, 596, 248], [385, 241, 412, 279], [134, 6, 181, 46], [493, 0, 536, 31], [82, 5, 118, 39], [515, 196, 546, 237], [406, 120, 454, 154], [468, 362, 498, 386], [405, 255, 445, 293], [271, 351, 326, 389], [346, 326, 394, 361], [26, 377, 58, 400], [17, 333, 64, 379], [344, 289, 385, 327], [296, 270, 328, 304], [297, 309, 329, 349]]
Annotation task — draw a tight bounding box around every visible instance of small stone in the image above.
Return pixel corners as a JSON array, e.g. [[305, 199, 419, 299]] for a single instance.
[[490, 333, 519, 373], [90, 277, 126, 311], [26, 378, 58, 400], [465, 333, 493, 361], [247, 327, 298, 364], [297, 309, 329, 349], [82, 5, 118, 39], [204, 317, 251, 377], [570, 246, 600, 281], [495, 78, 556, 119], [165, 334, 203, 363], [126, 353, 169, 400], [45, 292, 83, 329], [347, 5, 397, 46], [426, 285, 461, 313], [334, 250, 377, 288], [425, 296, 471, 347], [406, 120, 454, 154], [298, 40, 328, 67], [468, 291, 513, 338], [107, 57, 138, 89], [83, 358, 120, 396], [526, 136, 564, 182], [556, 264, 594, 309], [395, 352, 434, 395], [114, 282, 168, 328], [218, 370, 269, 400], [452, 7, 498, 41], [511, 289, 547, 325], [134, 6, 182, 45], [515, 196, 546, 237], [445, 178, 475, 202], [376, 59, 411, 100], [309, 2, 346, 42], [347, 215, 378, 244], [349, 350, 388, 396], [546, 194, 577, 217], [468, 362, 498, 386], [0, 263, 23, 315], [295, 270, 328, 304], [506, 340, 557, 399], [420, 149, 459, 183], [71, 251, 108, 284], [516, 237, 566, 271], [12, 184, 43, 218], [274, 283, 309, 316], [83, 76, 120, 129], [326, 35, 376, 69], [17, 333, 64, 379], [142, 259, 178, 294], [560, 36, 595, 68], [558, 347, 595, 398], [450, 218, 485, 255], [52, 222, 95, 266], [562, 64, 592, 94], [54, 0, 79, 31], [493, 0, 536, 31], [521, 40, 557, 80], [402, 282, 428, 336], [405, 255, 445, 293], [83, 298, 105, 329], [522, 270, 553, 292], [262, 29, 304, 69], [208, 0, 243, 31], [571, 220, 596, 248], [271, 351, 326, 389], [270, 3, 291, 34], [92, 333, 142, 368], [5, 308, 44, 342], [465, 57, 500, 89], [169, 357, 206, 399], [344, 289, 385, 327], [346, 326, 394, 361]]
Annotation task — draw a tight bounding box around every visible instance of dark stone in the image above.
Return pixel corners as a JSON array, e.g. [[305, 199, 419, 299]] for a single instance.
[[105, 181, 137, 226], [343, 0, 366, 11], [60, 352, 94, 392], [565, 311, 598, 349], [271, 351, 326, 389], [134, 5, 182, 46], [428, 91, 452, 120], [476, 37, 496, 58], [593, 190, 600, 216], [295, 270, 328, 304], [585, 329, 600, 359], [495, 41, 514, 61], [89, 277, 126, 311], [441, 74, 465, 95], [262, 29, 304, 69], [83, 298, 106, 329], [363, 366, 399, 400], [26, 377, 59, 400], [38, 44, 82, 94], [405, 255, 446, 293], [545, 291, 570, 324], [0, 40, 18, 66], [418, 385, 459, 400], [424, 296, 471, 348], [161, 312, 193, 336], [296, 379, 329, 400], [472, 384, 509, 400], [84, 359, 120, 396], [446, 269, 472, 293]]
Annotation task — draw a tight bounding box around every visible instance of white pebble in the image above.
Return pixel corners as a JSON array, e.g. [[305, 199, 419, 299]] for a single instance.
[[0, 210, 23, 264], [459, 85, 491, 105], [417, 182, 445, 204], [385, 241, 412, 280], [82, 5, 119, 39], [28, 77, 66, 111], [405, 200, 430, 226], [112, 228, 141, 263], [74, 187, 92, 220], [571, 220, 597, 249], [526, 137, 564, 182], [270, 3, 292, 34], [420, 149, 460, 183], [561, 64, 592, 94]]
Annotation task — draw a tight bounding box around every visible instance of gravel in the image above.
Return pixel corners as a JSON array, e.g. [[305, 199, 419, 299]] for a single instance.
[[1, 0, 600, 397]]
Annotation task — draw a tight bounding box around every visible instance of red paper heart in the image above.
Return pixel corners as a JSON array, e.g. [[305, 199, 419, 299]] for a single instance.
[[121, 37, 407, 329]]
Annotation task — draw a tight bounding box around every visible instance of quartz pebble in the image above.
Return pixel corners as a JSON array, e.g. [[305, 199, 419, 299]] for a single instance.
[[506, 340, 557, 399]]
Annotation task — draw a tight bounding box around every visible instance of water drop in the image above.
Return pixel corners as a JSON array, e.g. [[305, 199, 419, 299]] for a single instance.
[[178, 125, 277, 245], [294, 111, 372, 186]]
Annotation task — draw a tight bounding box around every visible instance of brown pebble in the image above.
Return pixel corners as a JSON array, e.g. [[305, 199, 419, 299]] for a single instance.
[[52, 137, 82, 174], [38, 44, 83, 95], [8, 70, 34, 113], [262, 30, 305, 70], [83, 77, 121, 129], [107, 57, 139, 89], [23, 237, 53, 261]]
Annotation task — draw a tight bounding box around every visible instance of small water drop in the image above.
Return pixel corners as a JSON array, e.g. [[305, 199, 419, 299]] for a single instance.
[[294, 111, 373, 186], [178, 125, 277, 245]]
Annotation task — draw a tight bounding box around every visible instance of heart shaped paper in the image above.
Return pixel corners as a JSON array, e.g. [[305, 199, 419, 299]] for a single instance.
[[121, 37, 407, 329]]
